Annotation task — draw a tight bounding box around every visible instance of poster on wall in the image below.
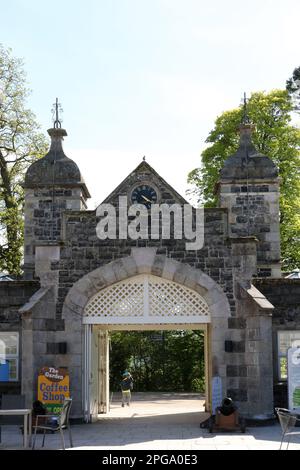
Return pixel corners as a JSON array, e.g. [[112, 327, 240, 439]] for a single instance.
[[38, 367, 70, 413], [0, 361, 9, 381], [212, 376, 222, 415], [288, 347, 300, 411]]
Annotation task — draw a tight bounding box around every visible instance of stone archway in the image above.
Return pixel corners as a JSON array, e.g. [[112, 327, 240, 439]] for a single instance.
[[62, 248, 231, 419]]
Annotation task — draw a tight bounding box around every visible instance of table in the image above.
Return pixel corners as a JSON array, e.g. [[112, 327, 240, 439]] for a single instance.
[[0, 409, 32, 448]]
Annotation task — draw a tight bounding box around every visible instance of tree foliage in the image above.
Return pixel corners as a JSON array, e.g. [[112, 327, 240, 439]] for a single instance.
[[188, 90, 300, 271], [0, 45, 47, 275], [286, 66, 300, 112], [110, 330, 205, 393]]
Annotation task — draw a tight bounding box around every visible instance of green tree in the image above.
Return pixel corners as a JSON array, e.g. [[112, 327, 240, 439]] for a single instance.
[[0, 45, 47, 275], [188, 90, 300, 271], [286, 66, 300, 112], [109, 330, 205, 393]]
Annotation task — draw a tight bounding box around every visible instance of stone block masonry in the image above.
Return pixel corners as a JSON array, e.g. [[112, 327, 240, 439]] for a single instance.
[[14, 134, 283, 420]]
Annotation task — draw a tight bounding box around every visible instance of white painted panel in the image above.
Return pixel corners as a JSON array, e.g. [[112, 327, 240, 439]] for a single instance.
[[83, 274, 210, 325], [83, 324, 91, 423], [90, 327, 99, 421]]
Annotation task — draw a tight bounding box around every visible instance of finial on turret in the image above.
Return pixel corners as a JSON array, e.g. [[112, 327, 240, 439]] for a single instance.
[[241, 92, 251, 125], [52, 98, 63, 129], [239, 92, 255, 144], [143, 155, 146, 161]]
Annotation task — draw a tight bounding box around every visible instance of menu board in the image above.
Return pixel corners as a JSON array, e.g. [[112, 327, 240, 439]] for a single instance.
[[38, 366, 70, 413], [288, 347, 300, 411]]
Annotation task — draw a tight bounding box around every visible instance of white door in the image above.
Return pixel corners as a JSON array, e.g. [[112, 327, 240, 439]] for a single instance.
[[90, 327, 99, 421], [98, 330, 109, 413], [83, 324, 91, 422], [83, 327, 110, 421], [83, 325, 100, 422]]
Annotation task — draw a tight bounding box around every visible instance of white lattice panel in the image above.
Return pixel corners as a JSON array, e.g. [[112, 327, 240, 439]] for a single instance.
[[148, 280, 209, 318], [84, 274, 210, 324], [84, 279, 144, 319]]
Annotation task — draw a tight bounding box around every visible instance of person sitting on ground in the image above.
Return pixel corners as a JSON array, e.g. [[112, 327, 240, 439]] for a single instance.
[[120, 371, 133, 407]]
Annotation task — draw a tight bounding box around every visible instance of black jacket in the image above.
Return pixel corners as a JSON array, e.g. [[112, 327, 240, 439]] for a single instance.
[[120, 376, 133, 391]]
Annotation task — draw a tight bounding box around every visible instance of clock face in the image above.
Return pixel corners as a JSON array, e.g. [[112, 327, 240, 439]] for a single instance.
[[131, 185, 158, 208]]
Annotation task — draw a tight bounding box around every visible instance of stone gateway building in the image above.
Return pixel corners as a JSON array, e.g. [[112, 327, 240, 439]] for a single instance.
[[0, 118, 299, 423]]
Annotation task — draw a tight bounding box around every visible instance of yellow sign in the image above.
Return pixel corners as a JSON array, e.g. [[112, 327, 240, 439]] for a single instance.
[[38, 367, 70, 413]]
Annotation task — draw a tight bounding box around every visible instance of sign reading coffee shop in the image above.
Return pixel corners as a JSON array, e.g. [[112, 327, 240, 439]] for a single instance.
[[38, 367, 70, 413]]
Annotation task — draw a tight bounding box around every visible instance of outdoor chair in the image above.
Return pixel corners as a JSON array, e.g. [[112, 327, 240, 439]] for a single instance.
[[275, 407, 300, 450], [0, 394, 25, 444], [32, 398, 73, 450]]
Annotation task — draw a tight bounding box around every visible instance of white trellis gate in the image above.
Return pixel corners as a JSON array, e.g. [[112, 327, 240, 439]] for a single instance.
[[83, 274, 211, 421]]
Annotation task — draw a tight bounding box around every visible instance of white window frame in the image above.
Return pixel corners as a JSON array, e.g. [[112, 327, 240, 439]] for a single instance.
[[0, 332, 19, 382], [277, 330, 300, 381]]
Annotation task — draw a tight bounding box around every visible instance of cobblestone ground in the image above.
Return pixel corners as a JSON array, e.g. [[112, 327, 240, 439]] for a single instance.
[[1, 393, 300, 450]]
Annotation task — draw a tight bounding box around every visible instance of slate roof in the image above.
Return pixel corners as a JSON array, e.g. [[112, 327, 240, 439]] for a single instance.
[[24, 127, 90, 198], [220, 124, 278, 180]]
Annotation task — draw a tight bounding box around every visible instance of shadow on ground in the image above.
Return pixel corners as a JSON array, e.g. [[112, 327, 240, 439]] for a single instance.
[[1, 393, 300, 450]]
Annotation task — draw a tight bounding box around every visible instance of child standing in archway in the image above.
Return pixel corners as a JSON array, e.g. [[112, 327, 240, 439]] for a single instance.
[[120, 371, 133, 407]]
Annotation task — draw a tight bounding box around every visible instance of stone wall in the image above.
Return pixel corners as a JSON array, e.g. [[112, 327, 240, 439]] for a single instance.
[[23, 186, 86, 280], [54, 205, 275, 419], [226, 283, 274, 419], [218, 181, 281, 278], [20, 286, 70, 408], [0, 281, 39, 395], [18, 160, 277, 420], [62, 247, 233, 417], [56, 208, 236, 318], [254, 278, 300, 377], [254, 278, 300, 408]]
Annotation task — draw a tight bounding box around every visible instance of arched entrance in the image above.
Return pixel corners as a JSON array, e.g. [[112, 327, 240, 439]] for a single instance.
[[62, 248, 231, 421], [83, 273, 211, 421]]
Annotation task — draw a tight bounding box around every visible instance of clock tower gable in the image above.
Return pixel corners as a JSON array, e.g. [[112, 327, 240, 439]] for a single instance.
[[100, 160, 188, 208]]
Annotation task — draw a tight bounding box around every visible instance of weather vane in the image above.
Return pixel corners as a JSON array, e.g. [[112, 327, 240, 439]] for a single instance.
[[241, 92, 250, 125], [52, 98, 63, 128]]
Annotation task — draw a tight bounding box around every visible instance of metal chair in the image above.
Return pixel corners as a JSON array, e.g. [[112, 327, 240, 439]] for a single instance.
[[275, 407, 300, 450], [32, 398, 73, 450]]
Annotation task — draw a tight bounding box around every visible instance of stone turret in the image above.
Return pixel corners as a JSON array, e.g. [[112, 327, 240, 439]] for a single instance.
[[217, 123, 281, 278], [23, 122, 90, 279]]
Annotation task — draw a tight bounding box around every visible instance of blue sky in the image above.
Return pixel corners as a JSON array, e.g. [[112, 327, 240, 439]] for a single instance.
[[2, 0, 300, 207]]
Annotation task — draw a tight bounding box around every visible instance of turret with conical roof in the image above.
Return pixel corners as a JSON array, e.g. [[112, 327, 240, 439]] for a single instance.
[[220, 123, 278, 180], [217, 115, 281, 278], [24, 126, 90, 198], [23, 103, 91, 279]]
